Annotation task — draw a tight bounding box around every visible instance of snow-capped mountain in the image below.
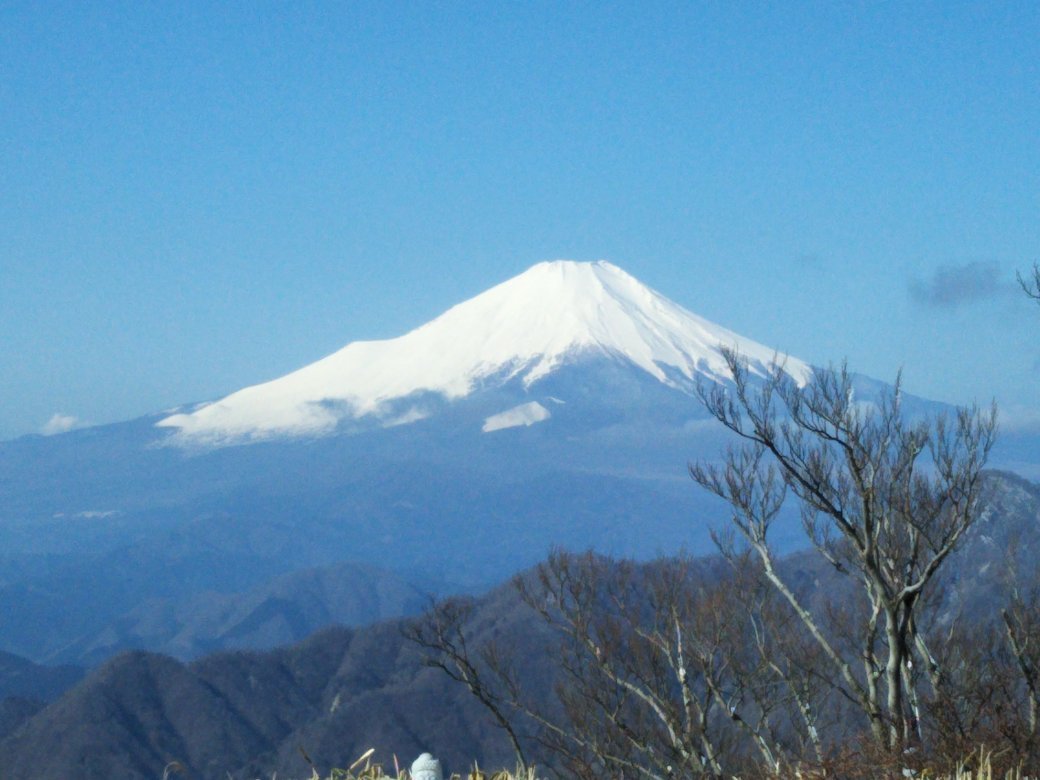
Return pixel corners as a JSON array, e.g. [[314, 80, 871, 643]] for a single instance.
[[4, 259, 1033, 669], [158, 261, 811, 444]]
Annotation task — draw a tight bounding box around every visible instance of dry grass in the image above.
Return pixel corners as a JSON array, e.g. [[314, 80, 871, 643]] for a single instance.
[[786, 746, 1037, 780], [266, 746, 1037, 780], [291, 748, 540, 780]]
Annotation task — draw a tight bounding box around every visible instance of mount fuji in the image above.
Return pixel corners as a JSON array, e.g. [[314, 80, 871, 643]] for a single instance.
[[0, 260, 1033, 667], [157, 261, 811, 444]]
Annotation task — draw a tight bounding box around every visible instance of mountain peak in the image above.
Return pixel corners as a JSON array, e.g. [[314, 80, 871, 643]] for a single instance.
[[158, 260, 810, 444]]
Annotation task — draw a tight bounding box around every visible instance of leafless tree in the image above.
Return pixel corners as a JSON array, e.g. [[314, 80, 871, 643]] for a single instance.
[[1017, 262, 1040, 302], [409, 550, 839, 778], [1000, 562, 1040, 744], [512, 553, 748, 778], [408, 351, 1001, 773], [403, 596, 529, 771], [690, 349, 996, 752], [1007, 259, 1040, 745], [912, 269, 1040, 768], [510, 551, 779, 778]]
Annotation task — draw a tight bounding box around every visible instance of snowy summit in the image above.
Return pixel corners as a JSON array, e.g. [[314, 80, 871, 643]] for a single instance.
[[158, 260, 810, 444]]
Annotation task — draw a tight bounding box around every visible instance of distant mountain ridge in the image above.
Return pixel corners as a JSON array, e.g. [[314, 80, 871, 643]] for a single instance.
[[43, 559, 429, 666], [2, 470, 1036, 780], [0, 652, 82, 705]]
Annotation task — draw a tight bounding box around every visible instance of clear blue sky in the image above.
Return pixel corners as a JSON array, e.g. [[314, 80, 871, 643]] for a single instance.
[[1, 2, 1038, 440]]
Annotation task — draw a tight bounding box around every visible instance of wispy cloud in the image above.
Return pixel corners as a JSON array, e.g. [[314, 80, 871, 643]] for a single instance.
[[41, 413, 82, 436], [908, 261, 1012, 308]]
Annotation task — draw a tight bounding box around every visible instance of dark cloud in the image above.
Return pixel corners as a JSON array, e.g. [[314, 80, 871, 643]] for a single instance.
[[908, 261, 1011, 308]]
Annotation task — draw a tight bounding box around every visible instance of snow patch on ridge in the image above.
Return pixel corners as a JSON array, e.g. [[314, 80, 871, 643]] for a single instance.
[[482, 402, 551, 433]]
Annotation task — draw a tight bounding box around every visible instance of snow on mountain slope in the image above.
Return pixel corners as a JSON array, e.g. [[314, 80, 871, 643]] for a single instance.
[[482, 402, 552, 433], [157, 260, 811, 444]]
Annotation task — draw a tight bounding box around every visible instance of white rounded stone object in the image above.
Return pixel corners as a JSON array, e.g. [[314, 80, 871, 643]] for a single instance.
[[411, 752, 443, 780]]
